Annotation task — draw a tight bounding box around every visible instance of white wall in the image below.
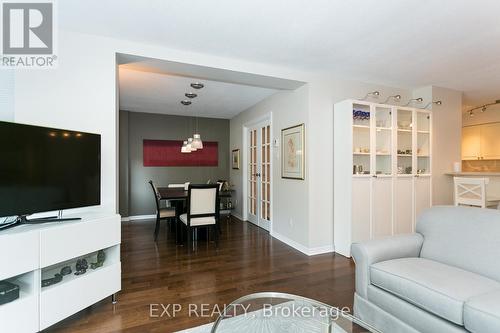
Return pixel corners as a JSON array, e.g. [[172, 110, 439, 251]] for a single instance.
[[0, 70, 15, 121], [230, 86, 310, 250]]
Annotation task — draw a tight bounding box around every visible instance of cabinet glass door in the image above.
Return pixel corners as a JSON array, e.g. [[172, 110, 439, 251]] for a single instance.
[[396, 109, 413, 175], [416, 111, 431, 175], [375, 106, 392, 175], [352, 103, 371, 175]]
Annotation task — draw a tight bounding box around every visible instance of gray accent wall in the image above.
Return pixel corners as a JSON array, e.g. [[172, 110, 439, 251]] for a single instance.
[[119, 111, 230, 217]]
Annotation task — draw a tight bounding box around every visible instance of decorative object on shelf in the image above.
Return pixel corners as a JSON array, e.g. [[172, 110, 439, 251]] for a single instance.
[[417, 169, 427, 174], [405, 166, 412, 174], [42, 273, 63, 287], [352, 110, 370, 121], [353, 165, 364, 175], [403, 97, 423, 107], [382, 94, 401, 104], [227, 200, 232, 209], [397, 166, 404, 174], [91, 250, 106, 270], [281, 124, 305, 180], [359, 90, 380, 100], [0, 280, 19, 305], [74, 259, 88, 276], [60, 266, 72, 276], [231, 149, 240, 169], [423, 100, 442, 109], [397, 120, 412, 129]]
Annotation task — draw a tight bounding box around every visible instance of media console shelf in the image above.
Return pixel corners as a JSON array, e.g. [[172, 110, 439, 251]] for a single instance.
[[0, 212, 121, 332]]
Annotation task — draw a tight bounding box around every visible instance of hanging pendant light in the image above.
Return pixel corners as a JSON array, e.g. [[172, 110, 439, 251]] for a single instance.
[[181, 140, 190, 153], [192, 133, 203, 149], [187, 137, 196, 151]]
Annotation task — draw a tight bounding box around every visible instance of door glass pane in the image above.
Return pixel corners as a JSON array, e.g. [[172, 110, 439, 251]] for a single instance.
[[417, 112, 430, 175], [353, 103, 371, 175], [248, 129, 257, 215], [397, 109, 413, 175], [260, 125, 271, 221], [375, 106, 392, 175]]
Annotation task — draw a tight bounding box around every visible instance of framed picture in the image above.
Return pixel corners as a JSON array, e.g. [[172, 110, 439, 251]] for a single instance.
[[281, 124, 305, 180], [231, 149, 240, 169]]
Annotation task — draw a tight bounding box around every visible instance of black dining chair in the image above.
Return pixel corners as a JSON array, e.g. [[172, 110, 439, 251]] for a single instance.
[[179, 184, 220, 251], [148, 180, 176, 241]]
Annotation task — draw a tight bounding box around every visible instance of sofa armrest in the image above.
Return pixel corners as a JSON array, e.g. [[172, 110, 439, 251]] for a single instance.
[[351, 233, 424, 298]]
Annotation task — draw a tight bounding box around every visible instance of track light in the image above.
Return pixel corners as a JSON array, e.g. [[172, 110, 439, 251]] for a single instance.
[[190, 82, 204, 89], [382, 94, 401, 104], [360, 91, 380, 100], [424, 100, 443, 109], [466, 99, 500, 116], [403, 97, 423, 107]]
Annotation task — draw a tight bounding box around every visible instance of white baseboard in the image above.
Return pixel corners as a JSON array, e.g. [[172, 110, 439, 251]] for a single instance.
[[270, 231, 334, 256], [230, 213, 244, 221], [121, 214, 155, 222]]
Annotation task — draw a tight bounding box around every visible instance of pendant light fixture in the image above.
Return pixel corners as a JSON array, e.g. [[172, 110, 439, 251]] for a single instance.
[[192, 133, 203, 149], [181, 140, 190, 153], [187, 137, 196, 151]]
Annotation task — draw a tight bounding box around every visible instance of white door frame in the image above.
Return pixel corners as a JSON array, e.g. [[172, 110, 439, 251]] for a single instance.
[[242, 112, 273, 232]]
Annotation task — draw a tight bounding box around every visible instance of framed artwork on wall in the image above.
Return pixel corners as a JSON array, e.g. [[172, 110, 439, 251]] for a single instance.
[[232, 149, 240, 169], [281, 123, 305, 180]]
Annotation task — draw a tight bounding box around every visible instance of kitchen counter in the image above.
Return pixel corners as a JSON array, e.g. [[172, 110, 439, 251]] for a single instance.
[[446, 172, 500, 176]]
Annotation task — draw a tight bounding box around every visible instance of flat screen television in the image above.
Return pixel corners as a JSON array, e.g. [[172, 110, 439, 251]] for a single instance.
[[0, 121, 101, 218]]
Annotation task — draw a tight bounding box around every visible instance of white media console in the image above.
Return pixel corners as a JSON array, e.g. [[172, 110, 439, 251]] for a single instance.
[[0, 212, 121, 332]]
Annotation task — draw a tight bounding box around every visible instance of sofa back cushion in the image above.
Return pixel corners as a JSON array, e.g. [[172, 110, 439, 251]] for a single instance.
[[417, 205, 500, 282]]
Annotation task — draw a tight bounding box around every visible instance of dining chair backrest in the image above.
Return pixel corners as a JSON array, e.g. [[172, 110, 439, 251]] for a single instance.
[[454, 177, 489, 208], [187, 184, 219, 220], [148, 180, 161, 213], [168, 183, 185, 188]]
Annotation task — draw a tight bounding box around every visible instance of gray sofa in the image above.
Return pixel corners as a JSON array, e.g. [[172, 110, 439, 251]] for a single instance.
[[352, 206, 500, 333]]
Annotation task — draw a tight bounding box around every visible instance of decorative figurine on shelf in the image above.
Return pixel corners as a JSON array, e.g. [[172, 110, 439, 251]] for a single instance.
[[74, 259, 88, 276], [90, 250, 106, 270], [227, 200, 232, 209], [41, 273, 63, 287], [60, 266, 72, 276]]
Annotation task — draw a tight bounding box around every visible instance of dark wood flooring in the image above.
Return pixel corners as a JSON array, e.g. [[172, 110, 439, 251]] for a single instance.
[[44, 217, 355, 333]]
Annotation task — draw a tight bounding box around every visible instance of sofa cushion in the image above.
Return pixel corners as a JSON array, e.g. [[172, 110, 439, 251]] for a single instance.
[[417, 206, 500, 282], [370, 258, 500, 325], [464, 290, 500, 333]]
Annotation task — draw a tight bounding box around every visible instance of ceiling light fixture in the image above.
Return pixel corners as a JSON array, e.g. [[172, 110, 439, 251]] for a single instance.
[[382, 94, 401, 104], [423, 100, 443, 109], [185, 92, 197, 99], [466, 99, 500, 116], [181, 140, 190, 153], [187, 137, 196, 152], [181, 100, 192, 106], [190, 82, 204, 90], [192, 133, 203, 150], [403, 97, 423, 107], [360, 91, 380, 100]]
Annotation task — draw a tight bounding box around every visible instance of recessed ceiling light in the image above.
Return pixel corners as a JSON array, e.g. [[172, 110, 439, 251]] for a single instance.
[[190, 82, 204, 89], [185, 92, 197, 99], [181, 100, 192, 106]]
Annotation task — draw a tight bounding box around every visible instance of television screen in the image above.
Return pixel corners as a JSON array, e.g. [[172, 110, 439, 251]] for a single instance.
[[0, 121, 101, 217]]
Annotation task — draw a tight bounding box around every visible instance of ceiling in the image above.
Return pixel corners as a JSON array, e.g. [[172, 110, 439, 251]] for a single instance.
[[60, 0, 500, 105], [119, 68, 277, 118]]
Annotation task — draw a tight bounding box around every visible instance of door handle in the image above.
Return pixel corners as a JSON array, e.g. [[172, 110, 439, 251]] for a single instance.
[[256, 173, 261, 177]]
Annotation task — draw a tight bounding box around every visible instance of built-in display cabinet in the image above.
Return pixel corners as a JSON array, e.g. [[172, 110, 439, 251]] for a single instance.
[[334, 100, 432, 257]]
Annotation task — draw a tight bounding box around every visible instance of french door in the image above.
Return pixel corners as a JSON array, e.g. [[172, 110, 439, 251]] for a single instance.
[[247, 120, 271, 231]]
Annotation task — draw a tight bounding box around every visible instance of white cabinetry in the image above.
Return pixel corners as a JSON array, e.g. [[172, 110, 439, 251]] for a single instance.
[[0, 213, 121, 332], [334, 100, 432, 257], [462, 123, 500, 160]]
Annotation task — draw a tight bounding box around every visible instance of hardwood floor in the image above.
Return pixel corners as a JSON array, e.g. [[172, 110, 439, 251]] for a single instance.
[[44, 217, 355, 333]]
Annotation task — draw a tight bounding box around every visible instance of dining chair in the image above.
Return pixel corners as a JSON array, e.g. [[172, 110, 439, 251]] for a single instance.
[[149, 180, 176, 241], [179, 184, 220, 251], [168, 182, 190, 190], [454, 177, 500, 209]]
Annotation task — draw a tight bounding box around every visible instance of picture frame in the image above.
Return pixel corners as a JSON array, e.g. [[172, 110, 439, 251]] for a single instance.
[[231, 149, 240, 169], [281, 123, 305, 180]]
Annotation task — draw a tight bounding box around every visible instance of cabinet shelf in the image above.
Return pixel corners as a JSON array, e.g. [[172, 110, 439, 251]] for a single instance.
[[353, 125, 370, 129], [376, 127, 392, 131], [353, 152, 370, 155], [397, 128, 412, 132]]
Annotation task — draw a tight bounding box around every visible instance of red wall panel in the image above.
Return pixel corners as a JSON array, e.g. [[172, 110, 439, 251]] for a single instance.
[[143, 140, 218, 167]]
